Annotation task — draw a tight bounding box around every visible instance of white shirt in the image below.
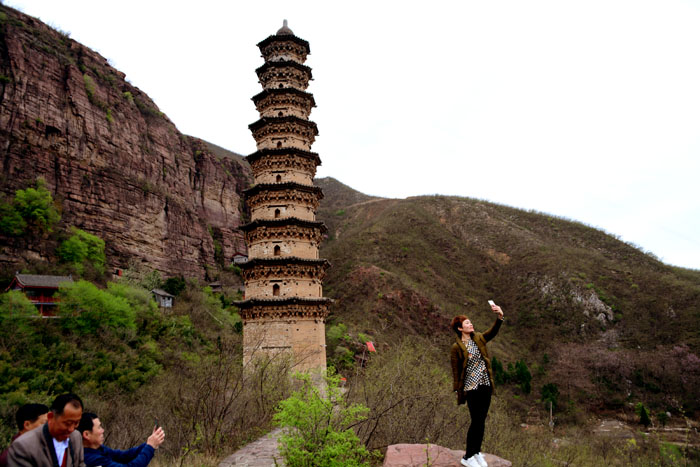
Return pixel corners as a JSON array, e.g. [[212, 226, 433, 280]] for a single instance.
[[52, 437, 70, 466]]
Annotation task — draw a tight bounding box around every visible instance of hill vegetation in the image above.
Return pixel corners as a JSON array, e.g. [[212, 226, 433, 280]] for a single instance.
[[315, 177, 700, 434]]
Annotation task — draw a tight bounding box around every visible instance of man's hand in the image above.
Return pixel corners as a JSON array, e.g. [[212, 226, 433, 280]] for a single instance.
[[491, 303, 504, 320], [147, 426, 165, 449]]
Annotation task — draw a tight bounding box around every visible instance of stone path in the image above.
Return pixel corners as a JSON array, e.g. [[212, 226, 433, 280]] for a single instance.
[[218, 428, 285, 467]]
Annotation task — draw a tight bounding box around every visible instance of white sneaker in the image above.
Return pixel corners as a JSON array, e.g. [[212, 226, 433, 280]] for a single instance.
[[460, 455, 481, 467], [476, 452, 488, 467]]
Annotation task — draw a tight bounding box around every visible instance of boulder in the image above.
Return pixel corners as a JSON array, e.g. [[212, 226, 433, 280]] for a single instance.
[[383, 444, 512, 467]]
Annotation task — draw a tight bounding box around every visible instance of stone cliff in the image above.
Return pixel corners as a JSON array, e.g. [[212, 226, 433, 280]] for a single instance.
[[0, 5, 252, 278]]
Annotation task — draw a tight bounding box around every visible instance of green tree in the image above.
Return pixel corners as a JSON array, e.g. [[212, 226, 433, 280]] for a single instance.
[[0, 200, 27, 236], [541, 383, 559, 410], [635, 402, 651, 428], [505, 360, 532, 394], [57, 227, 106, 274], [274, 370, 371, 467], [0, 291, 37, 351], [57, 280, 135, 335], [12, 178, 60, 232], [162, 276, 186, 296], [492, 356, 508, 385]]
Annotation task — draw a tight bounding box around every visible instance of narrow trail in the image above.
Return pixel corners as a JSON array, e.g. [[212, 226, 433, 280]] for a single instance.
[[218, 428, 284, 467]]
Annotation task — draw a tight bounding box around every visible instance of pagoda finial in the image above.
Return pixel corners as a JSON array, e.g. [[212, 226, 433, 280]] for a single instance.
[[277, 19, 294, 36]]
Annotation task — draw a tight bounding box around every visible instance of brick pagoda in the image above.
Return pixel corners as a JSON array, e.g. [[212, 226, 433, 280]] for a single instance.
[[237, 21, 331, 372]]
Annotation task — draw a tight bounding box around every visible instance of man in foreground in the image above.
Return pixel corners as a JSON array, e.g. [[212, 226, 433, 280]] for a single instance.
[[79, 413, 165, 467], [0, 403, 49, 466], [8, 394, 85, 467]]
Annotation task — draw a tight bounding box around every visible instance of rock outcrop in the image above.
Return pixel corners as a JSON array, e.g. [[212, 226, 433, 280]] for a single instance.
[[0, 5, 252, 278], [383, 444, 512, 467]]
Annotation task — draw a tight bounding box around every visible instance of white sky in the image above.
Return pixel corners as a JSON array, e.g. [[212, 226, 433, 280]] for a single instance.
[[6, 0, 700, 270]]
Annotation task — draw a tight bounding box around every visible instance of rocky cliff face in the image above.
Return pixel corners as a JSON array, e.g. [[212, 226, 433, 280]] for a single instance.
[[0, 6, 252, 278]]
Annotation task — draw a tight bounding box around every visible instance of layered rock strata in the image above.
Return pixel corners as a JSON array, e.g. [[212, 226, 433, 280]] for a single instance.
[[0, 5, 251, 277]]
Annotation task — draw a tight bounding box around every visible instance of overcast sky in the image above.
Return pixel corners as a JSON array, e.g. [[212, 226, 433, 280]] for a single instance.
[[6, 0, 700, 270]]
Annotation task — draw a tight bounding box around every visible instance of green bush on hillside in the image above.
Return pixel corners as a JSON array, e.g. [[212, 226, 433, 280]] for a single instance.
[[57, 280, 135, 335], [0, 291, 37, 347], [275, 370, 371, 467], [0, 178, 60, 235], [541, 382, 560, 410], [635, 402, 651, 428], [57, 227, 106, 274], [0, 200, 26, 235], [162, 276, 186, 296]]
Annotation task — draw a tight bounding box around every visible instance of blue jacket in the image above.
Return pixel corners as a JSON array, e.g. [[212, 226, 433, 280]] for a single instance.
[[83, 443, 154, 467]]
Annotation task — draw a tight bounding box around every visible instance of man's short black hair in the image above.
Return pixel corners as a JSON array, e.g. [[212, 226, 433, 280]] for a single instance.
[[50, 394, 83, 416], [15, 403, 49, 431], [78, 412, 98, 435]]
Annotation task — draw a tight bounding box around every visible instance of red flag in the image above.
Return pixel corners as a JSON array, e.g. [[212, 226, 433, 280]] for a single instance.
[[366, 341, 376, 352]]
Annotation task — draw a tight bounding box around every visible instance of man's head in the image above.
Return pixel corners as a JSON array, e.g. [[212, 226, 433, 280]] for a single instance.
[[15, 403, 49, 434], [78, 412, 104, 449], [47, 394, 83, 441]]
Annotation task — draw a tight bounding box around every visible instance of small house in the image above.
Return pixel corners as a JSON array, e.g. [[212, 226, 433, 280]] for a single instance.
[[151, 288, 174, 308], [6, 273, 73, 316], [233, 252, 248, 264]]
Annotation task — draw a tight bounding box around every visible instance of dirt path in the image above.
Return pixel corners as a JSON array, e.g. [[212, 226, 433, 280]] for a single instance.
[[218, 428, 284, 467]]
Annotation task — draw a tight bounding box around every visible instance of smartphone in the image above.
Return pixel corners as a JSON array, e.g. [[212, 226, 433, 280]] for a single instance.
[[154, 418, 159, 429], [488, 300, 495, 307]]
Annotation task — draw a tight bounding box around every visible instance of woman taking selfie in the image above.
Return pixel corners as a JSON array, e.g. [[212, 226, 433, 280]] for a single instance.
[[450, 301, 504, 467]]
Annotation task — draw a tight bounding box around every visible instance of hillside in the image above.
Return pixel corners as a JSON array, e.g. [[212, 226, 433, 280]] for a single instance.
[[0, 5, 252, 279], [315, 177, 700, 416]]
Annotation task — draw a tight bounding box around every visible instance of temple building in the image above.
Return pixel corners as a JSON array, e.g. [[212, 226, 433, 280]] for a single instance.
[[236, 21, 331, 372]]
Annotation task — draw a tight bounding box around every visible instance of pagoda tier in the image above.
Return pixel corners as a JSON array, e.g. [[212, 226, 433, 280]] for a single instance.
[[246, 182, 323, 221], [256, 60, 312, 91], [241, 218, 326, 260], [252, 88, 316, 119], [236, 297, 332, 319], [240, 257, 329, 299], [246, 148, 321, 185], [257, 34, 310, 64], [249, 116, 318, 151]]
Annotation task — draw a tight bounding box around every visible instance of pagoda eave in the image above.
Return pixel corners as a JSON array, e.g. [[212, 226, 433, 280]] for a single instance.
[[243, 181, 323, 198], [240, 217, 327, 233], [255, 60, 312, 77], [257, 34, 310, 54], [234, 296, 333, 308], [246, 147, 321, 166], [238, 256, 330, 269], [251, 88, 316, 108], [248, 116, 319, 134]]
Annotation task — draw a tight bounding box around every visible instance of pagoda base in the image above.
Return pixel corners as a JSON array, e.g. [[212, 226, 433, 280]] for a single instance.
[[238, 298, 331, 372]]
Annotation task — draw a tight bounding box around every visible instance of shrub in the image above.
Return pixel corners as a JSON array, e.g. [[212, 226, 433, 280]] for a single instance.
[[83, 74, 96, 100], [57, 227, 106, 274], [275, 370, 371, 467], [162, 276, 186, 296], [635, 402, 651, 428], [492, 356, 507, 385], [513, 360, 532, 394], [541, 382, 559, 410], [0, 200, 26, 235], [57, 280, 135, 335], [2, 178, 60, 234], [0, 291, 37, 347]]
